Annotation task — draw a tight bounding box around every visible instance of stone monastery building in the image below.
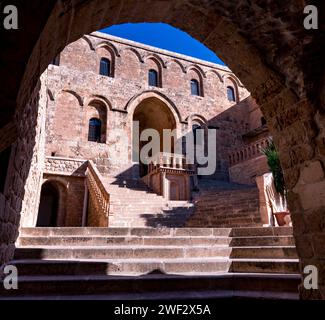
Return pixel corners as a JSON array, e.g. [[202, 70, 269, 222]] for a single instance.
[[21, 32, 271, 229]]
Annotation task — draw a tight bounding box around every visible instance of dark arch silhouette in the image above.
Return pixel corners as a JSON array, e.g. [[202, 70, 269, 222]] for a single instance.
[[36, 182, 59, 227]]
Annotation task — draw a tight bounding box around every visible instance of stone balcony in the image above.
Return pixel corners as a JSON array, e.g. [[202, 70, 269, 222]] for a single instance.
[[143, 152, 196, 201]]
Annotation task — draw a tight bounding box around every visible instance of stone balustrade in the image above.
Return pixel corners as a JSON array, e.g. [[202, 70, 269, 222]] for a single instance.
[[148, 152, 196, 174], [229, 138, 270, 167], [86, 160, 110, 227]]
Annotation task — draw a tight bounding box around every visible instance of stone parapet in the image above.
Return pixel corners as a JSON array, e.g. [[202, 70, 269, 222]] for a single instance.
[[44, 157, 88, 177], [229, 137, 270, 167]]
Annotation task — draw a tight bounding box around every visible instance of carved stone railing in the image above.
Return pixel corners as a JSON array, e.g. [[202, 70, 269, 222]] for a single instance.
[[147, 152, 196, 175], [229, 137, 270, 167], [86, 160, 110, 227], [143, 152, 195, 201], [44, 156, 88, 177]]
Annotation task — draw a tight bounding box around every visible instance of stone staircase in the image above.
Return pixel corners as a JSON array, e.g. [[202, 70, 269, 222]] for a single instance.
[[187, 179, 261, 228], [103, 176, 194, 228], [0, 227, 300, 299]]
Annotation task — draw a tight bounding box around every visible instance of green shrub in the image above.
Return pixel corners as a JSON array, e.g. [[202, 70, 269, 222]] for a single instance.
[[261, 139, 286, 196]]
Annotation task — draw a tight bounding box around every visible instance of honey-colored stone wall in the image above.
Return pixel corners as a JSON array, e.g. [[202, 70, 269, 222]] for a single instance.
[[229, 156, 270, 185], [44, 33, 252, 180], [0, 81, 44, 268]]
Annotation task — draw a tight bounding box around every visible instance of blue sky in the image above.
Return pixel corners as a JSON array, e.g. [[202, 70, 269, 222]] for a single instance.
[[101, 23, 225, 66]]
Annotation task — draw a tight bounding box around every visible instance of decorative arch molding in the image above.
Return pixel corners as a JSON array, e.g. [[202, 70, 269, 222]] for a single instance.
[[96, 41, 120, 57], [224, 75, 241, 103], [125, 90, 183, 124], [121, 47, 144, 63], [186, 65, 206, 79], [206, 69, 223, 83], [61, 89, 84, 107], [223, 73, 243, 88], [42, 177, 69, 191], [166, 59, 187, 73], [81, 36, 95, 51], [84, 95, 113, 111], [145, 54, 167, 69], [186, 114, 208, 125]]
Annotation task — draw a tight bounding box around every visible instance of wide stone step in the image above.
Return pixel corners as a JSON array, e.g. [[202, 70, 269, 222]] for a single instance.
[[230, 227, 293, 237], [111, 214, 193, 222], [107, 188, 154, 193], [109, 209, 165, 215], [208, 220, 262, 227], [197, 189, 258, 196], [14, 246, 232, 260], [187, 217, 261, 227], [230, 259, 299, 274], [10, 258, 231, 276], [112, 208, 193, 214], [18, 236, 231, 247], [196, 200, 259, 207], [109, 195, 166, 200], [193, 212, 260, 221], [110, 203, 166, 208], [109, 221, 188, 228], [110, 196, 165, 201], [19, 227, 232, 237], [109, 219, 188, 228], [109, 221, 190, 228], [230, 247, 298, 259], [0, 273, 300, 299], [196, 197, 259, 204], [9, 225, 299, 299], [230, 236, 295, 247], [109, 207, 166, 213]]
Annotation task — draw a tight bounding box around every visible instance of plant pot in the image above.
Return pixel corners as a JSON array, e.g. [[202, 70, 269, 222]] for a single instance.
[[273, 211, 290, 227]]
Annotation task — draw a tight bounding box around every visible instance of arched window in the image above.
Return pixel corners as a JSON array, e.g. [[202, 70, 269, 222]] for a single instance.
[[100, 58, 111, 77], [88, 118, 102, 142], [191, 79, 200, 96], [148, 69, 159, 87], [192, 124, 202, 146], [261, 117, 267, 126], [227, 86, 236, 102]]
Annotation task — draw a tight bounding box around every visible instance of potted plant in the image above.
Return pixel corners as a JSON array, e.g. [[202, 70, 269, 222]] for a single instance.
[[261, 139, 290, 226]]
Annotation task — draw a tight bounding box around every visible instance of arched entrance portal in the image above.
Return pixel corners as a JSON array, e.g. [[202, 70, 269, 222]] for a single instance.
[[133, 97, 177, 177], [36, 182, 59, 227]]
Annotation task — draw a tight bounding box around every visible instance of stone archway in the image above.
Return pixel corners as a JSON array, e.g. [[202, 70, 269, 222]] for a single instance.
[[36, 179, 67, 228], [132, 96, 177, 177], [0, 0, 324, 299], [36, 181, 60, 227]]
